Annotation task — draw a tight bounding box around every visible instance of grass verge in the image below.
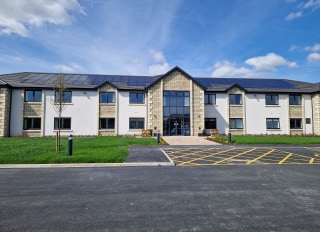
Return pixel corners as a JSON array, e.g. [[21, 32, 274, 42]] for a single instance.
[[0, 136, 157, 164], [211, 135, 320, 144]]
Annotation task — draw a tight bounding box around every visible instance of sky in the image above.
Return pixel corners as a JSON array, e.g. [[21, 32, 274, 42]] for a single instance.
[[0, 0, 320, 83]]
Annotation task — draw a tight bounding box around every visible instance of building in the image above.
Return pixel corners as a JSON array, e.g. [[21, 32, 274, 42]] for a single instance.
[[0, 66, 320, 137]]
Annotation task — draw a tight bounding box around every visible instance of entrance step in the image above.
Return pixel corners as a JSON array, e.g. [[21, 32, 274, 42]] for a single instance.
[[162, 136, 220, 145]]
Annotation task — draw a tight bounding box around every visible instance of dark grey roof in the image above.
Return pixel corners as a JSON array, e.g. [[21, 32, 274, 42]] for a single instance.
[[0, 79, 7, 85], [0, 67, 318, 93], [195, 77, 316, 93], [0, 72, 156, 90]]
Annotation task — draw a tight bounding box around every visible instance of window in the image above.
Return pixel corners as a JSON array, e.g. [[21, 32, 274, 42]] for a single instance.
[[229, 94, 242, 105], [130, 92, 145, 104], [99, 118, 115, 129], [205, 94, 216, 105], [289, 94, 301, 105], [129, 118, 144, 129], [25, 90, 42, 102], [55, 91, 72, 103], [306, 118, 311, 124], [266, 118, 280, 129], [100, 92, 115, 103], [229, 118, 243, 129], [23, 118, 41, 130], [265, 94, 279, 105], [205, 118, 217, 129], [54, 118, 71, 130], [290, 118, 302, 129]]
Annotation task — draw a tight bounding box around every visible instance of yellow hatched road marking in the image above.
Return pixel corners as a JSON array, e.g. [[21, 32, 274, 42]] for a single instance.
[[167, 149, 203, 159], [177, 148, 236, 166], [246, 149, 275, 164], [213, 148, 257, 165], [278, 153, 292, 164], [309, 158, 315, 164]]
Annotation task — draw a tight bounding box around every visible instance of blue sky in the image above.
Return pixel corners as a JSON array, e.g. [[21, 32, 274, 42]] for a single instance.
[[1, 0, 320, 83]]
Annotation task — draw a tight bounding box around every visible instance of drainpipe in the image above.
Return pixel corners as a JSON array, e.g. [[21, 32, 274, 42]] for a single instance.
[[8, 87, 12, 137]]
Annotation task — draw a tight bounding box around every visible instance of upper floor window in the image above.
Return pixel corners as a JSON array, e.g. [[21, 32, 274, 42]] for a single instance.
[[23, 118, 41, 130], [266, 118, 280, 129], [229, 94, 242, 105], [265, 94, 279, 105], [205, 94, 216, 105], [25, 90, 42, 102], [289, 94, 301, 105], [100, 92, 115, 103], [55, 91, 72, 103], [130, 92, 145, 104]]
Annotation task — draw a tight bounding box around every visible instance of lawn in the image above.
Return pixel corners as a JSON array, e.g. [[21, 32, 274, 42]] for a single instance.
[[0, 136, 157, 164], [214, 135, 320, 144]]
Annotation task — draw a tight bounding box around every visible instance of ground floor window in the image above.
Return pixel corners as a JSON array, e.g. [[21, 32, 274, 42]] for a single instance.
[[229, 118, 243, 129], [99, 118, 115, 129], [205, 118, 216, 129], [23, 118, 41, 130], [129, 118, 144, 129], [266, 118, 280, 129], [54, 118, 71, 130], [290, 118, 302, 129]]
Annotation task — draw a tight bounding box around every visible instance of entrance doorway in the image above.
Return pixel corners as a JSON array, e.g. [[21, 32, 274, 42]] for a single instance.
[[169, 116, 190, 136], [163, 91, 190, 136]]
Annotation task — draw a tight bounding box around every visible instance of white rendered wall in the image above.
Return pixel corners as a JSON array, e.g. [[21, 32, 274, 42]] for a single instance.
[[118, 91, 147, 135], [246, 94, 288, 135], [303, 94, 313, 134], [204, 93, 228, 134], [44, 90, 98, 136], [10, 89, 23, 136]]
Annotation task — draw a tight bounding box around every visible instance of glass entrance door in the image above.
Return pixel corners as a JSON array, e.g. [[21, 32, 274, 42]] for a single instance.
[[170, 117, 181, 135], [169, 116, 190, 136]]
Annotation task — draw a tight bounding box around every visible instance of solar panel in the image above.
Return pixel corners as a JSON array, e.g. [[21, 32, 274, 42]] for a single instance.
[[196, 77, 297, 89]]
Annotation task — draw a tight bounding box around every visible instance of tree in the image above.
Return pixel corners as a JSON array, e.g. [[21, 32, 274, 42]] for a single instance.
[[52, 73, 67, 152]]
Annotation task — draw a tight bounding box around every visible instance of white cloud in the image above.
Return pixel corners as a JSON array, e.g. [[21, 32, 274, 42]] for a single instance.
[[305, 44, 320, 52], [289, 44, 299, 51], [149, 50, 167, 63], [285, 11, 303, 21], [211, 53, 297, 78], [302, 0, 320, 9], [307, 52, 320, 63], [211, 61, 250, 77], [245, 53, 297, 71], [147, 50, 170, 75], [148, 63, 170, 76], [0, 55, 24, 63], [0, 0, 85, 37], [54, 63, 84, 73]]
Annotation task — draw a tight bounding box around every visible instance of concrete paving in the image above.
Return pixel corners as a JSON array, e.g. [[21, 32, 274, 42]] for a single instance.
[[162, 136, 221, 145]]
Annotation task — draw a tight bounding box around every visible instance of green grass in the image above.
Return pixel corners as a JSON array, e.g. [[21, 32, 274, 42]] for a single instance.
[[215, 135, 320, 144], [0, 136, 157, 164]]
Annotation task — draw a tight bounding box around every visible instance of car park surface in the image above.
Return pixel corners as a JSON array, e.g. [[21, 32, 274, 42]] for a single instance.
[[1, 165, 320, 232]]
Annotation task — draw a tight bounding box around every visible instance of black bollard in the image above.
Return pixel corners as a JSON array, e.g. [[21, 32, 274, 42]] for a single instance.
[[68, 134, 73, 156], [157, 132, 160, 144], [228, 132, 231, 144]]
